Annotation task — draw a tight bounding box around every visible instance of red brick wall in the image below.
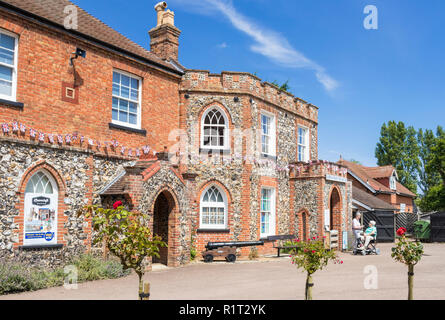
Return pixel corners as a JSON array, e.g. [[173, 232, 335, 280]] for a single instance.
[[0, 12, 181, 155]]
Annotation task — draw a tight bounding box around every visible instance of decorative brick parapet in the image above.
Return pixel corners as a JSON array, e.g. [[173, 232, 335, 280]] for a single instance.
[[181, 70, 319, 124]]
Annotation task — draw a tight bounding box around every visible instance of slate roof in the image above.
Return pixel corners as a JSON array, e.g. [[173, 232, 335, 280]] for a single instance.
[[352, 186, 396, 211], [0, 0, 181, 73]]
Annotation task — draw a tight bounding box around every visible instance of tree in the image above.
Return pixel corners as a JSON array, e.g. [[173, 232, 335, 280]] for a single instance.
[[417, 126, 445, 212], [78, 201, 167, 300], [375, 121, 420, 193], [417, 128, 442, 194], [271, 80, 291, 93], [289, 237, 341, 300], [391, 227, 424, 300]]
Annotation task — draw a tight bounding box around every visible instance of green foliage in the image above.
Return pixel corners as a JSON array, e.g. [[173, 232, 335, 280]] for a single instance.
[[391, 235, 424, 266], [417, 128, 443, 194], [78, 205, 167, 279], [0, 254, 129, 296], [391, 231, 424, 300], [375, 121, 420, 193], [289, 238, 340, 275], [417, 184, 445, 212], [271, 80, 291, 93], [349, 159, 362, 165], [78, 204, 167, 299], [280, 240, 304, 254], [72, 254, 130, 282]]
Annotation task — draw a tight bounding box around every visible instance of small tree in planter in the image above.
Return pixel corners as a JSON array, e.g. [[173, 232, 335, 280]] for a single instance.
[[289, 237, 342, 300], [78, 201, 167, 300], [391, 227, 424, 300]]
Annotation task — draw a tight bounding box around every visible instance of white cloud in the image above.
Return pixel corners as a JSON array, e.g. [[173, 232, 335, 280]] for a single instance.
[[217, 42, 228, 49], [169, 0, 338, 91]]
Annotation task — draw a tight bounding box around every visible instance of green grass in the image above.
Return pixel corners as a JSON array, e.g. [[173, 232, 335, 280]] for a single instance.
[[0, 254, 130, 295]]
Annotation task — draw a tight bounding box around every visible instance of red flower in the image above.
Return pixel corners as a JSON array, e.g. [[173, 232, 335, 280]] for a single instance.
[[312, 250, 316, 253], [396, 227, 407, 236], [113, 201, 123, 209]]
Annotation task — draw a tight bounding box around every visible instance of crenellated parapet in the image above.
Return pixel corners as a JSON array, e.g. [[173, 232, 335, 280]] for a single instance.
[[181, 70, 319, 124]]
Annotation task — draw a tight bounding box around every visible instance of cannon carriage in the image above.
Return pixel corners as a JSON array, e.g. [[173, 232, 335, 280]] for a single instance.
[[201, 241, 264, 263]]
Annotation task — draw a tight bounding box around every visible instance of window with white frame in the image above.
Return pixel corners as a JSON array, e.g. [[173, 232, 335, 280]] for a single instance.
[[112, 70, 141, 129], [298, 126, 309, 162], [0, 30, 18, 101], [201, 107, 228, 149], [200, 186, 227, 229], [390, 174, 397, 190], [261, 112, 276, 156], [260, 188, 276, 237], [400, 203, 406, 213]]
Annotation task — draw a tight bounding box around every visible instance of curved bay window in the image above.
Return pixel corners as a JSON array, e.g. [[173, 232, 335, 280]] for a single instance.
[[200, 186, 227, 229], [201, 107, 229, 150], [23, 171, 58, 246]]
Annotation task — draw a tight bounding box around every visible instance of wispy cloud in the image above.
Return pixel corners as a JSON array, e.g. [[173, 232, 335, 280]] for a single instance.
[[169, 0, 338, 91], [217, 42, 228, 49]]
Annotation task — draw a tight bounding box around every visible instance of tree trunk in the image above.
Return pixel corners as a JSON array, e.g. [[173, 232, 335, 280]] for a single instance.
[[408, 264, 414, 300], [137, 272, 144, 301], [305, 274, 314, 300]]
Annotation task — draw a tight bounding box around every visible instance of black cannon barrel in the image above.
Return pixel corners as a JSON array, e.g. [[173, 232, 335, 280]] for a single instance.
[[206, 241, 264, 250]]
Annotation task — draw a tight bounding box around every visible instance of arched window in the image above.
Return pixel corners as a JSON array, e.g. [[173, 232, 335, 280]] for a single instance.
[[23, 170, 58, 246], [201, 107, 229, 150], [200, 185, 227, 229]]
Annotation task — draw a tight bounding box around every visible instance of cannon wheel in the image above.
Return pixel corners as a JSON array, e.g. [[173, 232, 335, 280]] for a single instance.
[[204, 254, 214, 263], [226, 254, 236, 263]]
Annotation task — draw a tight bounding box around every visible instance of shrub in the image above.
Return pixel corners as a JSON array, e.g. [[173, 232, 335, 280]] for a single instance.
[[0, 254, 130, 296]]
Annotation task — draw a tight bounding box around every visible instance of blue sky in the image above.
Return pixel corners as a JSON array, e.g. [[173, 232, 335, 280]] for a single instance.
[[73, 0, 445, 166]]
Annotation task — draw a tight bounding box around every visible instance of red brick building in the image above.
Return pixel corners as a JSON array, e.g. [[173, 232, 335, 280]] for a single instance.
[[338, 160, 416, 214], [0, 0, 352, 268]]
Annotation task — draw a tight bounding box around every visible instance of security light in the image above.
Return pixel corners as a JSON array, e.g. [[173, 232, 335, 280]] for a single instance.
[[70, 47, 86, 66]]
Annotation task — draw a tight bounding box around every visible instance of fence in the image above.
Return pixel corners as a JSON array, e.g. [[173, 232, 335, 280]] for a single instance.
[[362, 211, 395, 242], [396, 212, 419, 234], [431, 212, 445, 242]]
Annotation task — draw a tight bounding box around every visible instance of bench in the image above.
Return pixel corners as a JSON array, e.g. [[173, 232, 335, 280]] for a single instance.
[[267, 235, 297, 257]]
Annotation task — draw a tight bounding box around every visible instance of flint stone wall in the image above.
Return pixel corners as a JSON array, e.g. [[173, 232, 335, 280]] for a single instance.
[[0, 139, 130, 268]]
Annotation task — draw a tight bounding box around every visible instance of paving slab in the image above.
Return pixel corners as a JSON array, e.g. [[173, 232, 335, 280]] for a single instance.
[[1, 243, 444, 300]]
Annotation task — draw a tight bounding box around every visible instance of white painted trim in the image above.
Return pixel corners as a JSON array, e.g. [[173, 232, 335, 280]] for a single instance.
[[200, 105, 230, 151], [297, 125, 310, 162], [260, 110, 276, 157], [199, 185, 228, 230], [0, 28, 18, 102], [111, 69, 142, 130], [260, 187, 276, 238], [352, 199, 374, 212]]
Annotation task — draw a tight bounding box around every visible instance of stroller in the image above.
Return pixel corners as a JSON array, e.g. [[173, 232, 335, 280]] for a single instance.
[[353, 232, 380, 256]]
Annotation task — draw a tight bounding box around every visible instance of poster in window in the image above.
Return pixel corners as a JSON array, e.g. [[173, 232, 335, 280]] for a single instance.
[[24, 196, 57, 245]]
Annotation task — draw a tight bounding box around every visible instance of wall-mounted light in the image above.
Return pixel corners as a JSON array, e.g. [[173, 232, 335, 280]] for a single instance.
[[70, 48, 86, 66]]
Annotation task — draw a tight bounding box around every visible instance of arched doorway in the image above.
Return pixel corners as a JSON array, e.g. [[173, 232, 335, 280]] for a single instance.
[[329, 187, 341, 231], [152, 190, 176, 266], [23, 170, 58, 246]]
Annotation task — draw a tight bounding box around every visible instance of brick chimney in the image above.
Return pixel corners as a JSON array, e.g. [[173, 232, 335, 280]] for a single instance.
[[149, 2, 181, 61]]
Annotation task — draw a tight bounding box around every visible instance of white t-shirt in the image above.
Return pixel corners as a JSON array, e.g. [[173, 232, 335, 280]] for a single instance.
[[352, 218, 361, 238]]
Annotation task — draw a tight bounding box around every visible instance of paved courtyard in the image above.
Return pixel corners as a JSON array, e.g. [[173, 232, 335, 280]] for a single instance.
[[1, 243, 445, 300]]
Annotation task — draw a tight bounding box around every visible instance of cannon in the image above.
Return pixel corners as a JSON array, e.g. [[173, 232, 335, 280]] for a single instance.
[[202, 241, 264, 263]]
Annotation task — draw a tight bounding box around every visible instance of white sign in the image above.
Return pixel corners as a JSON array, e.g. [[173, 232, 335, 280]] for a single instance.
[[326, 174, 348, 183], [324, 209, 331, 230]]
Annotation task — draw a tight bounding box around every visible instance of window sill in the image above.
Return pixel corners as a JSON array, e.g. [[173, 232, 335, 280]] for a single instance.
[[0, 98, 24, 109], [18, 244, 64, 250], [261, 154, 277, 161], [109, 123, 147, 136], [197, 228, 230, 234], [199, 148, 231, 155]]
